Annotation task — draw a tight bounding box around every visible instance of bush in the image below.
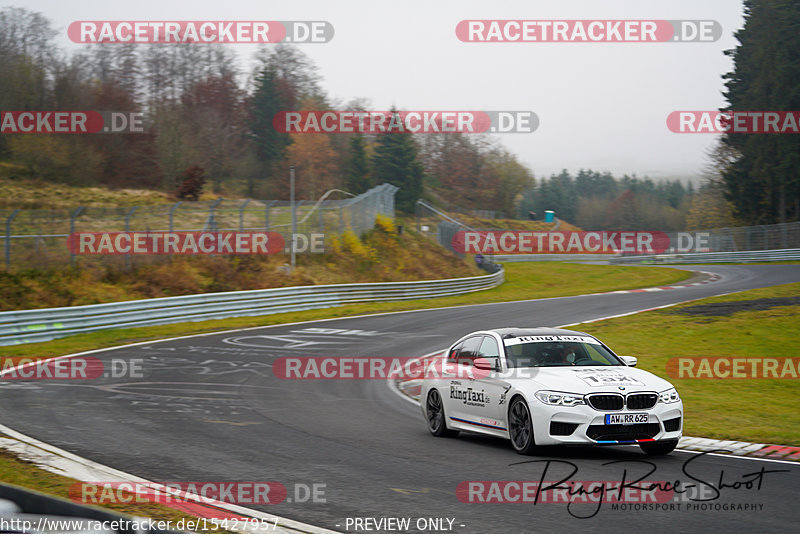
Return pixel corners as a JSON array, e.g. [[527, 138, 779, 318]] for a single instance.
[[174, 166, 206, 201]]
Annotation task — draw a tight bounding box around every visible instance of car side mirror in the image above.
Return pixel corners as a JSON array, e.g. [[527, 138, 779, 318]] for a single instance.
[[619, 356, 638, 367], [473, 357, 498, 371]]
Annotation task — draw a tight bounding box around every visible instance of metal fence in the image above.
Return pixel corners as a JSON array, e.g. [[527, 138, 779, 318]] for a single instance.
[[0, 183, 397, 270], [611, 248, 800, 264], [650, 221, 800, 253], [0, 268, 504, 345], [417, 203, 800, 264], [611, 221, 800, 264], [415, 200, 478, 251], [415, 199, 560, 260], [415, 201, 511, 271]]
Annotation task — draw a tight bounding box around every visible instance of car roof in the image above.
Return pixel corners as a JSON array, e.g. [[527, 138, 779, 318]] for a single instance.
[[482, 327, 594, 339]]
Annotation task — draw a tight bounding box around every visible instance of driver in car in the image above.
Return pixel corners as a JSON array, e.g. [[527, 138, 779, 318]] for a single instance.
[[559, 343, 581, 365]]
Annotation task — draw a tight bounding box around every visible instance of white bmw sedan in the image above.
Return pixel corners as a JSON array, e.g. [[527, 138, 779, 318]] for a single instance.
[[420, 328, 683, 455]]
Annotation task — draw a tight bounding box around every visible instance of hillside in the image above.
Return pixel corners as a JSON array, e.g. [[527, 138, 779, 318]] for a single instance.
[[0, 215, 482, 311], [448, 212, 583, 232], [0, 173, 222, 209]]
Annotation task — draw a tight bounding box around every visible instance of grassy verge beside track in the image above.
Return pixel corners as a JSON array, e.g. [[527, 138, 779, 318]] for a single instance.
[[0, 262, 689, 360], [568, 282, 800, 446], [0, 449, 233, 532]]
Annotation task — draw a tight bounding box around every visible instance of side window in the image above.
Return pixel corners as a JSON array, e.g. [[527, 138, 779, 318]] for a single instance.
[[478, 336, 501, 370], [478, 336, 500, 359], [457, 336, 484, 365], [447, 341, 465, 363]]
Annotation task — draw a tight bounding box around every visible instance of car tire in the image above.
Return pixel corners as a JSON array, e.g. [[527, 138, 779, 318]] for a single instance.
[[639, 439, 679, 455], [426, 389, 459, 437], [508, 396, 538, 454]]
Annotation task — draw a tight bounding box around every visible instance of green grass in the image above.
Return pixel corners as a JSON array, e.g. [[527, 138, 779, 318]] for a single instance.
[[568, 282, 800, 446], [0, 262, 690, 360]]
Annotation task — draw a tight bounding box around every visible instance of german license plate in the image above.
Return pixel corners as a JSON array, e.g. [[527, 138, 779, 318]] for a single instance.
[[605, 413, 649, 425]]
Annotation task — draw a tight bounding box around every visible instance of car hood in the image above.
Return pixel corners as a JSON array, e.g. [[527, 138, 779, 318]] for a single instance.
[[500, 365, 675, 394]]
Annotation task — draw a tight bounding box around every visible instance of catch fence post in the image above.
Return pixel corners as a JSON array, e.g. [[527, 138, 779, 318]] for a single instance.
[[4, 209, 19, 270], [69, 207, 86, 266]]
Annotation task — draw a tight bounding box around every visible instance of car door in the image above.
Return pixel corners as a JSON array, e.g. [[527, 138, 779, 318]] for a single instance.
[[471, 335, 510, 432], [444, 335, 483, 423]]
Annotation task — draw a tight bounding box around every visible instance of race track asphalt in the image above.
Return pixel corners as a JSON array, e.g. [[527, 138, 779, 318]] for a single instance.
[[1, 264, 799, 533]]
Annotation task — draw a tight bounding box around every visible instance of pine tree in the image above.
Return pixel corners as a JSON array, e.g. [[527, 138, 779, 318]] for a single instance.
[[248, 67, 292, 197], [720, 0, 800, 223], [371, 112, 424, 212], [345, 134, 372, 194], [535, 170, 578, 222]]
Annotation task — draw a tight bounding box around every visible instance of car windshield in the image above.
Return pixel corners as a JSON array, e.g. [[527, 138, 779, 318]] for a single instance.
[[503, 338, 624, 367]]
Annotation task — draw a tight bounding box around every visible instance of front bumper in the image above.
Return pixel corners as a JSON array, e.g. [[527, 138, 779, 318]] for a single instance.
[[531, 400, 683, 446]]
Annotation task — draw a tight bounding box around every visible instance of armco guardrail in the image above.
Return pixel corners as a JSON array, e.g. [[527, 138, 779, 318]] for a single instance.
[[0, 269, 504, 346], [610, 248, 800, 264]]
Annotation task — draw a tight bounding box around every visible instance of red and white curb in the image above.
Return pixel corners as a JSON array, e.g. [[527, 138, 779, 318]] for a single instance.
[[598, 271, 722, 295], [677, 436, 800, 461]]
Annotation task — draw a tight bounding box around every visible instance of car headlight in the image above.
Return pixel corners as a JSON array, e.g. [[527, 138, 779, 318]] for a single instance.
[[535, 390, 586, 407], [658, 387, 680, 404]]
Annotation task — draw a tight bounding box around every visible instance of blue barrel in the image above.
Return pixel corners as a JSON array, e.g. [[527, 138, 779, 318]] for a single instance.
[[544, 210, 555, 223]]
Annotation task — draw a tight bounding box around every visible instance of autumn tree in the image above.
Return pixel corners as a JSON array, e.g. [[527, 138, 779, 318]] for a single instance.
[[252, 43, 322, 107], [285, 132, 339, 199], [88, 80, 159, 187], [686, 184, 736, 230], [484, 148, 534, 215], [153, 102, 196, 190], [0, 7, 55, 158], [418, 134, 488, 206], [182, 73, 248, 193]]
